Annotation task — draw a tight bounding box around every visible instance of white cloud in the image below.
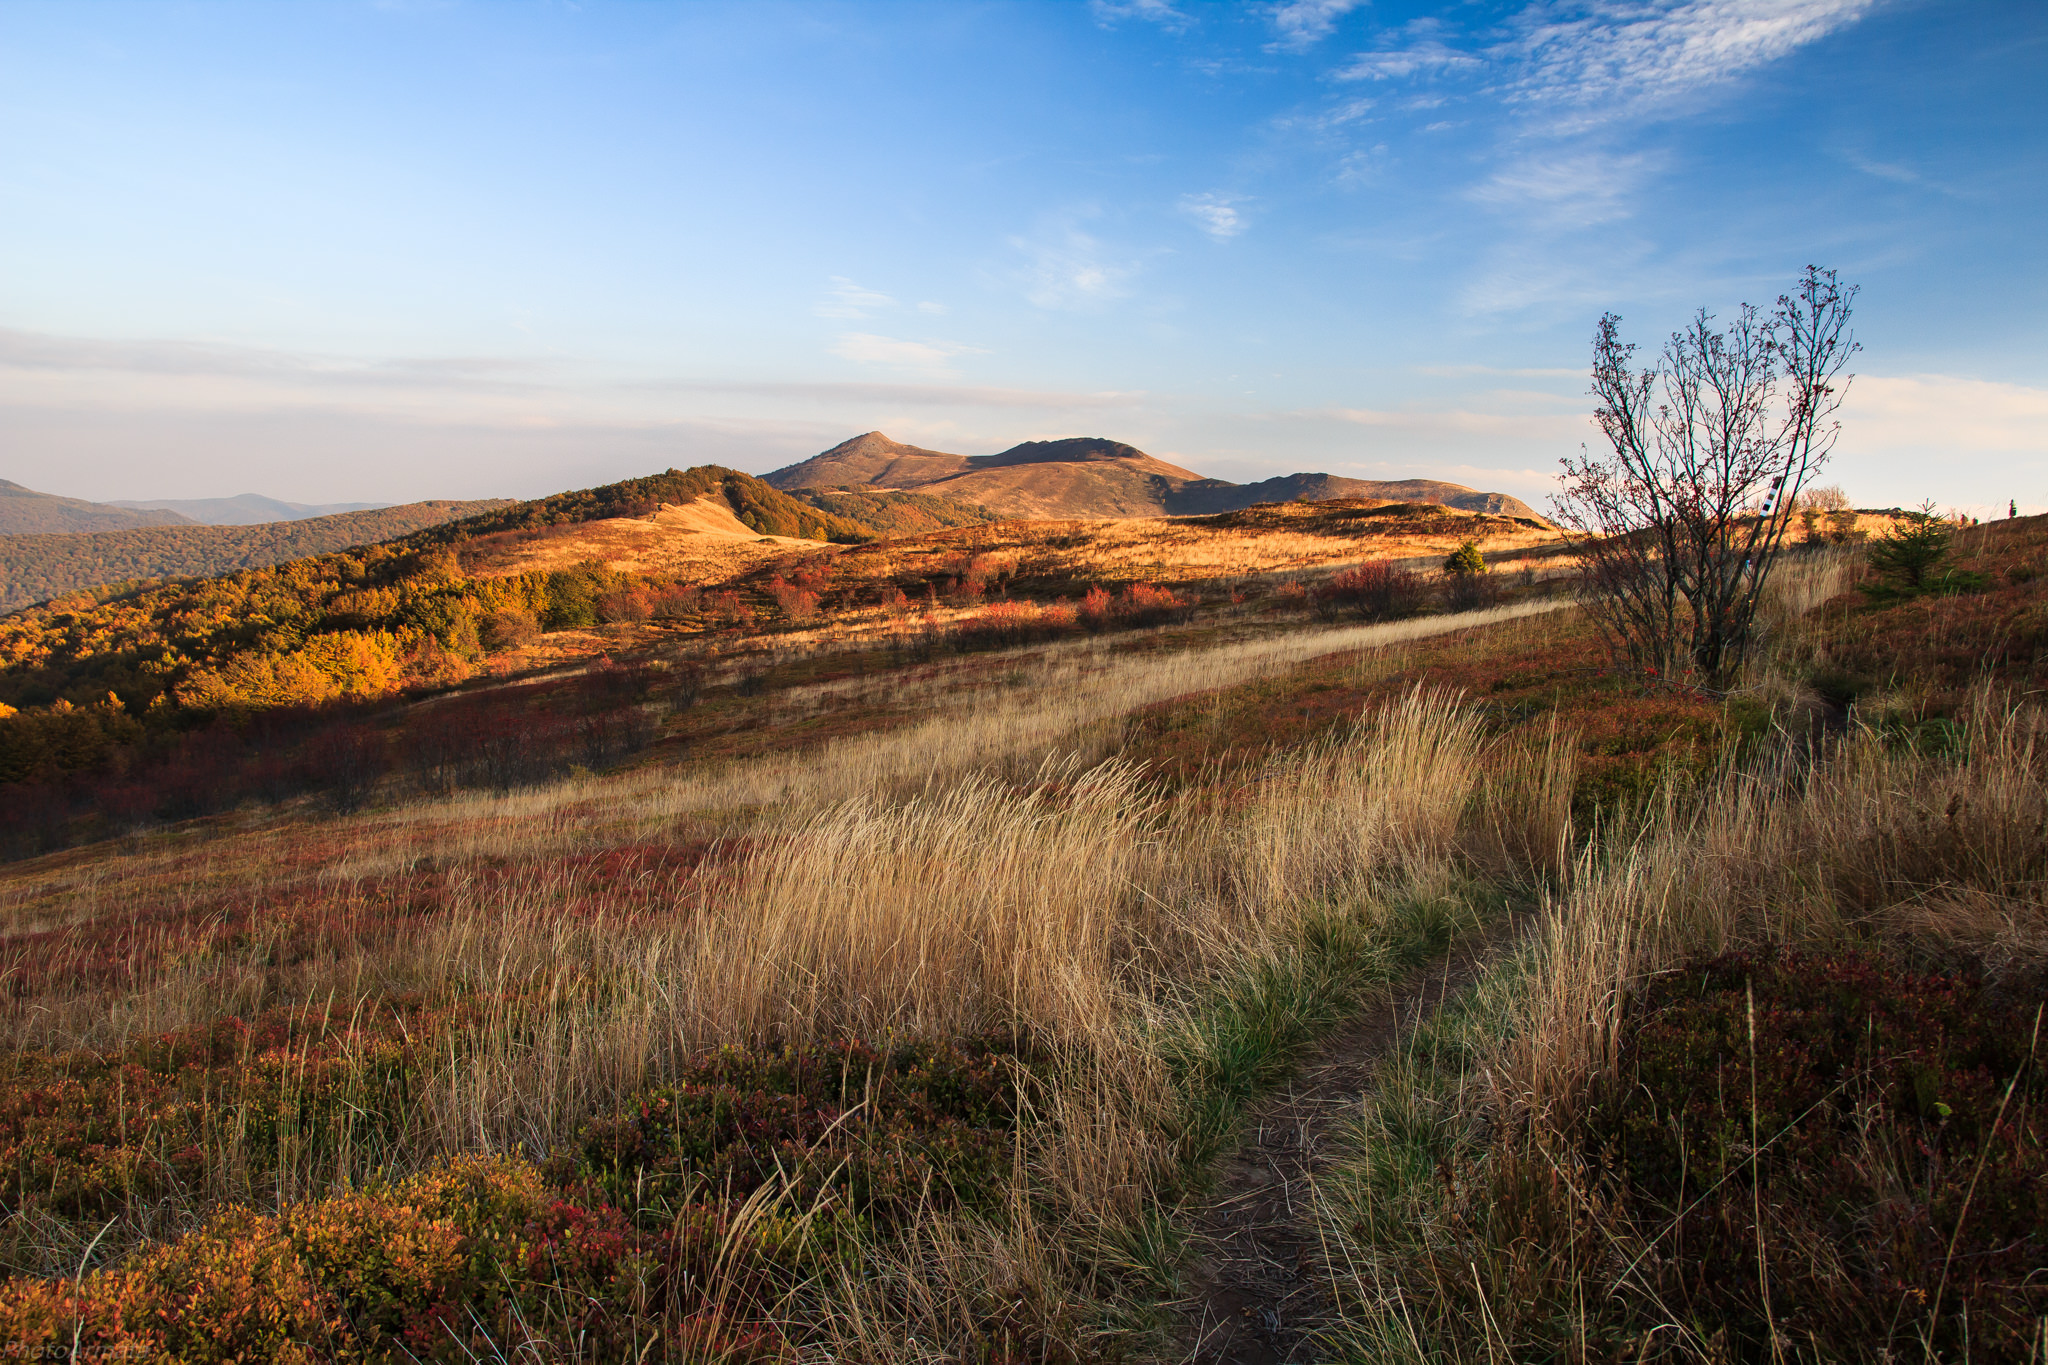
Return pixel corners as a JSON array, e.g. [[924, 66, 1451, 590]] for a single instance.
[[1089, 0, 1190, 32], [1266, 0, 1366, 52], [1844, 152, 1919, 184], [1271, 96, 1377, 133], [1327, 2, 1874, 131], [813, 277, 897, 319], [1468, 149, 1662, 225], [640, 379, 1146, 410], [1336, 39, 1483, 81], [1457, 260, 1625, 317], [828, 332, 986, 376], [916, 300, 950, 315], [1414, 363, 1584, 378], [1323, 405, 1588, 439], [1498, 0, 1879, 132], [1009, 228, 1135, 309], [1844, 374, 2048, 456], [0, 326, 556, 391], [1179, 192, 1250, 240]]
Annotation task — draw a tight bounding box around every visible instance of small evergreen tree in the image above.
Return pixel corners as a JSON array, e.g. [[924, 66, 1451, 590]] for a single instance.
[[1444, 540, 1485, 576], [1865, 502, 1954, 595]]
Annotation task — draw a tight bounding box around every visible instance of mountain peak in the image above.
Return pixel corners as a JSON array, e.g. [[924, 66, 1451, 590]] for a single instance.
[[975, 437, 1154, 469], [814, 431, 942, 460], [760, 431, 1543, 523]]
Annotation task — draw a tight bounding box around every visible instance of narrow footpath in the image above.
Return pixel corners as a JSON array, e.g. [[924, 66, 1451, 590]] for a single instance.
[[1172, 926, 1521, 1364]]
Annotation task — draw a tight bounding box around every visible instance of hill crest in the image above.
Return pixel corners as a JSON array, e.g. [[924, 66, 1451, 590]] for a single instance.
[[761, 433, 1543, 522], [0, 480, 194, 535], [107, 493, 391, 525]]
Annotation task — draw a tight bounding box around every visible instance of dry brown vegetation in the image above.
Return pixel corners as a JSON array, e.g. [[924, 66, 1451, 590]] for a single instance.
[[459, 493, 1563, 594], [0, 513, 2042, 1361]]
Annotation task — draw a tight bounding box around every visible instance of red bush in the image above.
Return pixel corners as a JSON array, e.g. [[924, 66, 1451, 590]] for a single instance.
[[1315, 563, 1426, 620]]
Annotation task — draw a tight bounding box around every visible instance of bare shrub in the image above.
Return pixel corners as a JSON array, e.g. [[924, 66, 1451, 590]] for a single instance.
[[1555, 266, 1859, 685]]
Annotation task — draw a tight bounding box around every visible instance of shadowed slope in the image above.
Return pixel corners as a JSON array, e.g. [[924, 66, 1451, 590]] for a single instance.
[[0, 500, 511, 612], [0, 481, 192, 535]]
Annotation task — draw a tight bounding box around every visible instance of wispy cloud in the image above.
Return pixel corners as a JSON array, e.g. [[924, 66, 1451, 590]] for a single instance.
[[1179, 192, 1250, 240], [829, 332, 986, 376], [1336, 37, 1483, 82], [638, 379, 1146, 410], [1845, 374, 2048, 455], [1455, 242, 1656, 317], [1322, 404, 1587, 438], [1839, 148, 1960, 196], [1498, 0, 1879, 131], [1271, 95, 1376, 133], [1413, 363, 1584, 378], [0, 327, 555, 390], [1328, 2, 1875, 130], [1266, 0, 1366, 52], [1467, 149, 1662, 225], [1089, 0, 1191, 33], [1009, 227, 1135, 309], [813, 276, 896, 319], [1308, 3, 1882, 320]]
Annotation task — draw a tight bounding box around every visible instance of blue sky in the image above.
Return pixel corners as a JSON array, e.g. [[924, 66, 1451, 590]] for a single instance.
[[2, 0, 2043, 513]]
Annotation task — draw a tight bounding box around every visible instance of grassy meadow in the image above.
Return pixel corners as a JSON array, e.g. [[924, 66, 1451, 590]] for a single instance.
[[0, 509, 2041, 1362]]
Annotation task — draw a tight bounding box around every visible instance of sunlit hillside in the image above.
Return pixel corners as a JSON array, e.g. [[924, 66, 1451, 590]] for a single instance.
[[0, 467, 1567, 850], [0, 487, 2040, 1360]]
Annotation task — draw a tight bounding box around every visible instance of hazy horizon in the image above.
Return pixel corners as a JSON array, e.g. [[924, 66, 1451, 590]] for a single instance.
[[4, 0, 2043, 515]]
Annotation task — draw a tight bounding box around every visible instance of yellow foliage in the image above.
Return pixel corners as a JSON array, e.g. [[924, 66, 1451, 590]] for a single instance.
[[299, 630, 407, 696], [175, 631, 410, 710], [1, 1207, 341, 1363], [0, 1155, 552, 1361]]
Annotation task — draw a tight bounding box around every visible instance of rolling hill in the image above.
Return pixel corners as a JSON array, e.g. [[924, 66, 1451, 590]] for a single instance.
[[0, 479, 194, 534], [762, 431, 1547, 521], [0, 500, 513, 613], [431, 465, 875, 549], [106, 493, 392, 524], [0, 465, 887, 718]]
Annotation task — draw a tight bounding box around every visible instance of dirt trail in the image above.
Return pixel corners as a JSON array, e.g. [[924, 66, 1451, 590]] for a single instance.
[[1172, 925, 1521, 1364]]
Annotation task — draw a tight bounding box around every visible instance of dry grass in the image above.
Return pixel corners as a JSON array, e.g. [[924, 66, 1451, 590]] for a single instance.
[[0, 582, 1587, 1358], [826, 501, 1562, 591], [1319, 544, 2048, 1363], [458, 495, 1564, 601], [382, 690, 1491, 1181], [469, 499, 818, 580], [1506, 685, 2048, 1124]]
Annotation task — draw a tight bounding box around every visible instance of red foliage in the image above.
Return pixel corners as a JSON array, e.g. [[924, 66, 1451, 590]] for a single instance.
[[1592, 949, 2048, 1357], [0, 1033, 1035, 1361], [1315, 562, 1426, 620]]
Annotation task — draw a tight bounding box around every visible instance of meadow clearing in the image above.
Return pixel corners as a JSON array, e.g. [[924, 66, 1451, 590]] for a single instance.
[[0, 511, 2040, 1362]]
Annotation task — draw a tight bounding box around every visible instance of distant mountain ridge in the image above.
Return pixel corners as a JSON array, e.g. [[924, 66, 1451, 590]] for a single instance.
[[107, 494, 391, 525], [0, 480, 193, 534], [762, 433, 1545, 522], [0, 500, 510, 613]]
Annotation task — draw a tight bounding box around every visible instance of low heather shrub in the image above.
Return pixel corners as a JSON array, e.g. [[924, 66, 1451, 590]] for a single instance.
[[1588, 948, 2046, 1359]]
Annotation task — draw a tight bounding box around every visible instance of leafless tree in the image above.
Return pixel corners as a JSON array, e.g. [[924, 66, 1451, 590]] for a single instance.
[[1553, 265, 1857, 686]]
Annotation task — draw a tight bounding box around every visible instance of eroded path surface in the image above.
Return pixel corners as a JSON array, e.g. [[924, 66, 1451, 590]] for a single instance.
[[1172, 926, 1520, 1364]]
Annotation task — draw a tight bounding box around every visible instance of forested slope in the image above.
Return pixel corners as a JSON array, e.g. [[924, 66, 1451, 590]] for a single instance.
[[0, 480, 190, 534], [0, 466, 878, 781], [0, 500, 509, 612], [426, 466, 874, 546]]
